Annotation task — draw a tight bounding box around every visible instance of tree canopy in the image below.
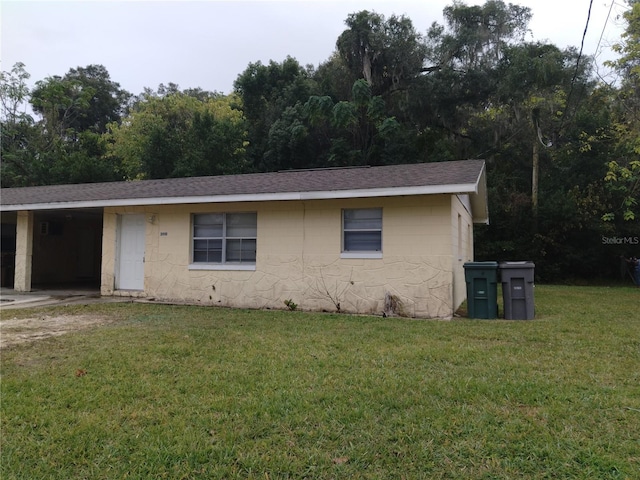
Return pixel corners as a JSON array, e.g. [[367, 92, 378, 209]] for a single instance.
[[106, 88, 248, 179], [1, 0, 639, 282]]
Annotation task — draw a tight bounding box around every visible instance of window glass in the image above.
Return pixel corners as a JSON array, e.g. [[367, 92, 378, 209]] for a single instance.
[[193, 239, 222, 263], [242, 239, 257, 262], [192, 213, 256, 264], [194, 224, 223, 238], [344, 209, 382, 230], [226, 238, 257, 262], [343, 208, 382, 252], [193, 214, 223, 238], [194, 213, 223, 225], [344, 231, 381, 251], [227, 213, 257, 237]]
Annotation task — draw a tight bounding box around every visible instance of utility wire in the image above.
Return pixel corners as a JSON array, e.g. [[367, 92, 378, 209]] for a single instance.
[[595, 0, 616, 58], [592, 0, 618, 86], [569, 0, 594, 96], [559, 0, 594, 132]]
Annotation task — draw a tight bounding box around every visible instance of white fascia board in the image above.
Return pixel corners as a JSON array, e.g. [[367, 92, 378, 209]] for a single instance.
[[470, 163, 489, 224], [0, 182, 480, 212], [300, 183, 477, 200]]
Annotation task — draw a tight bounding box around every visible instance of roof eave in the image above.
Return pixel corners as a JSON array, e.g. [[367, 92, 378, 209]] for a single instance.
[[0, 182, 483, 212], [471, 162, 489, 224]]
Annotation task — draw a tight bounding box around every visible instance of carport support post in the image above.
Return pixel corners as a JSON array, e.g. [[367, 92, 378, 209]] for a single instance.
[[14, 210, 34, 292]]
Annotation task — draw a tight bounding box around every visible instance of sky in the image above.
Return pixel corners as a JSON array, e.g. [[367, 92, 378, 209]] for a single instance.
[[0, 0, 630, 97]]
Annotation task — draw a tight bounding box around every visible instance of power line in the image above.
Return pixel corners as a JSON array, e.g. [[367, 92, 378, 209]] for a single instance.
[[566, 0, 594, 108], [595, 0, 616, 58], [559, 0, 594, 132], [591, 1, 621, 87]]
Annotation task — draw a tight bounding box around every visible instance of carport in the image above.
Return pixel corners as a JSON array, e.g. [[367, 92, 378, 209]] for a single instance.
[[0, 208, 103, 292]]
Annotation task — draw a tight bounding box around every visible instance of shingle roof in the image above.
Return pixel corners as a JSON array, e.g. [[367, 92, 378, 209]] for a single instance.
[[0, 160, 487, 222]]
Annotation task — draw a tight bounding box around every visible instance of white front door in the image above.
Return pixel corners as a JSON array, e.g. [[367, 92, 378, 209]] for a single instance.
[[116, 214, 146, 290]]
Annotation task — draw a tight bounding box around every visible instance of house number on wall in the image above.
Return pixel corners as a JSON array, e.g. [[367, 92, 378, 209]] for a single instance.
[[160, 232, 168, 236]]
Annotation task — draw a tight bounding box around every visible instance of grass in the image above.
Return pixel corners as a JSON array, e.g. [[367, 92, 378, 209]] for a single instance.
[[1, 285, 639, 479]]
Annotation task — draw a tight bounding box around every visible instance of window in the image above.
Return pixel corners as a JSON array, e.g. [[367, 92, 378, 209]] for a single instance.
[[342, 208, 382, 257], [192, 213, 256, 267]]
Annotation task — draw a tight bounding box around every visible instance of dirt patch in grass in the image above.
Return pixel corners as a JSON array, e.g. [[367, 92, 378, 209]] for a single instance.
[[0, 315, 116, 349]]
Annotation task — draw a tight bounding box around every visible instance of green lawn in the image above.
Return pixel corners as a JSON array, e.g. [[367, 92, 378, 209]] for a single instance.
[[1, 285, 639, 479]]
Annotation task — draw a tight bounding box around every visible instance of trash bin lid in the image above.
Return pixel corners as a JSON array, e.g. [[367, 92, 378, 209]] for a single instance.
[[499, 261, 535, 269], [463, 261, 499, 269]]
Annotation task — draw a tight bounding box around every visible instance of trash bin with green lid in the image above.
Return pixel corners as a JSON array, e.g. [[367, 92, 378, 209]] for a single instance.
[[463, 261, 499, 319], [500, 261, 535, 320]]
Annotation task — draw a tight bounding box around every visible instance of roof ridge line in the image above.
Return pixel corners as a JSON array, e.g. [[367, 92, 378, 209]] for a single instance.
[[277, 165, 371, 173]]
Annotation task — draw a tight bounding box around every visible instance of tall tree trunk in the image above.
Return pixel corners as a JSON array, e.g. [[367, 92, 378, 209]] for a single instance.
[[362, 53, 373, 86]]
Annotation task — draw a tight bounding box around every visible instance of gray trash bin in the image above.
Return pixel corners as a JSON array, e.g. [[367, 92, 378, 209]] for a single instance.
[[500, 261, 535, 320]]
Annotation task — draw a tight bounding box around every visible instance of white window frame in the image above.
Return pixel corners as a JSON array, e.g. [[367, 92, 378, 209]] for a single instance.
[[190, 212, 257, 271], [341, 208, 383, 259]]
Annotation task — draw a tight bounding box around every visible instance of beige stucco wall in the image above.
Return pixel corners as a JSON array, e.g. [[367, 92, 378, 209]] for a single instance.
[[451, 195, 474, 311], [101, 195, 468, 318]]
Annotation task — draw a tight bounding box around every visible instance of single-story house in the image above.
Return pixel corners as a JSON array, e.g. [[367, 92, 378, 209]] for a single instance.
[[0, 160, 488, 318]]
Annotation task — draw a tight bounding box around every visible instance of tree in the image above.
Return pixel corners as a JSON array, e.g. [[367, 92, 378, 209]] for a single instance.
[[30, 75, 95, 141], [426, 0, 532, 71], [0, 62, 31, 125], [603, 160, 640, 222], [263, 103, 314, 171], [234, 57, 316, 171], [602, 0, 640, 223], [20, 65, 130, 185], [106, 90, 248, 179], [62, 65, 131, 133], [312, 53, 355, 102], [403, 1, 533, 162], [1, 63, 39, 187], [493, 43, 585, 215], [609, 0, 640, 97], [31, 64, 130, 137], [300, 79, 407, 167], [336, 11, 426, 97]]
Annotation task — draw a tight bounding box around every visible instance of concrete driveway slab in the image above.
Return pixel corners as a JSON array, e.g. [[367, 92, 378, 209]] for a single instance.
[[0, 288, 126, 311]]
